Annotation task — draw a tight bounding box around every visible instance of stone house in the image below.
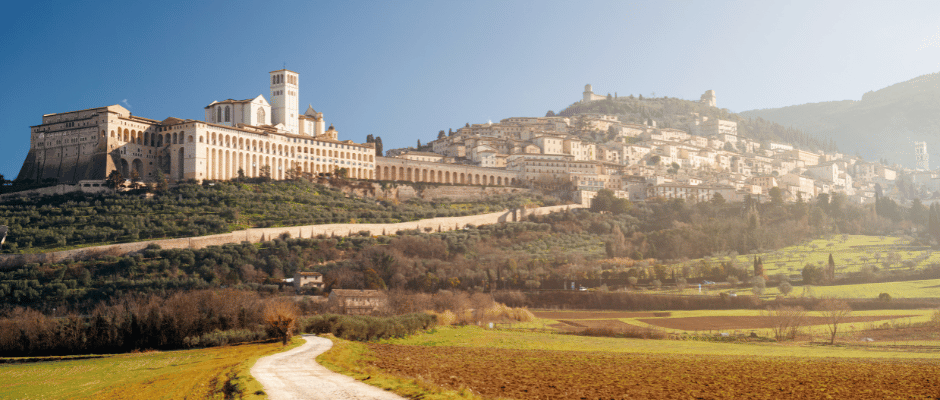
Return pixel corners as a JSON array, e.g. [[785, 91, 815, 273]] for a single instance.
[[328, 289, 388, 315], [293, 271, 324, 291]]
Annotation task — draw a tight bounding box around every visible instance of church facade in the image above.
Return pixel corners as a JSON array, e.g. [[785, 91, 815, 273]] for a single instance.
[[17, 70, 376, 184]]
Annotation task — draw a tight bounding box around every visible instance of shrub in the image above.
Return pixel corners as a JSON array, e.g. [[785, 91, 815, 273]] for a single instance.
[[778, 281, 793, 296], [183, 329, 267, 348], [301, 313, 436, 341], [878, 292, 892, 302], [675, 278, 687, 290], [627, 277, 638, 287], [751, 277, 766, 296], [263, 298, 299, 345]]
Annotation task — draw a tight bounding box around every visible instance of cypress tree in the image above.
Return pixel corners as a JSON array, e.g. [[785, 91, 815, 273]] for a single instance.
[[828, 253, 835, 282]]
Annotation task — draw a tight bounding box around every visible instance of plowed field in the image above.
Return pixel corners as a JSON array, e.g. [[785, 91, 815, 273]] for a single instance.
[[639, 315, 916, 331], [532, 311, 670, 319], [367, 344, 940, 399], [553, 319, 641, 329]]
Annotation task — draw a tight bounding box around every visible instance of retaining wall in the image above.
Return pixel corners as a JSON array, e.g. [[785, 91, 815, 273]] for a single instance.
[[0, 204, 583, 268]]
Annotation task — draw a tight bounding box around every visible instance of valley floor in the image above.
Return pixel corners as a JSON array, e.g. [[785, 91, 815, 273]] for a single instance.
[[320, 315, 940, 400]]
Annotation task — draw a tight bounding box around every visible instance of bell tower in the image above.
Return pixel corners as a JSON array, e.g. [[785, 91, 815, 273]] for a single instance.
[[270, 69, 299, 134]]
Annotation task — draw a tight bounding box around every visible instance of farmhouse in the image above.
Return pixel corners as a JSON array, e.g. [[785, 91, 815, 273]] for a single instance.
[[293, 271, 324, 291], [328, 289, 388, 315]]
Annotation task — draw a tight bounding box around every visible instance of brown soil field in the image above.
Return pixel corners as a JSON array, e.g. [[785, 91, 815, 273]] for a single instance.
[[366, 344, 940, 399], [550, 319, 646, 331], [853, 325, 940, 341], [639, 315, 917, 331], [533, 311, 670, 319]]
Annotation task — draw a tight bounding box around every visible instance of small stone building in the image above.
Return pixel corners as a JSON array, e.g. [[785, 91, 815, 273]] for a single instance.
[[328, 289, 388, 315], [293, 271, 324, 291]]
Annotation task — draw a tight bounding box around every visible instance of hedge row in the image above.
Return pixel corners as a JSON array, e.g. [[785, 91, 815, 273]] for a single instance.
[[301, 313, 436, 341]]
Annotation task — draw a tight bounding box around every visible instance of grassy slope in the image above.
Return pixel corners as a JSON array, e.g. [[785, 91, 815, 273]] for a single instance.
[[1, 180, 538, 254], [661, 235, 940, 298], [682, 278, 940, 299], [675, 235, 928, 277], [0, 338, 302, 400]]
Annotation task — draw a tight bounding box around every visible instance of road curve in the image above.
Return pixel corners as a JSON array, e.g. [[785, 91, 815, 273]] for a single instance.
[[250, 334, 406, 400]]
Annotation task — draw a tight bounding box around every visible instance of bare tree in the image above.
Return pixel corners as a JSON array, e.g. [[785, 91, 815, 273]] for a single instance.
[[817, 298, 852, 345], [763, 305, 806, 341]]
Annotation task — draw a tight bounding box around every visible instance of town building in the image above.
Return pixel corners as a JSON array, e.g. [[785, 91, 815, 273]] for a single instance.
[[293, 271, 324, 291], [17, 70, 376, 184], [328, 289, 388, 315], [916, 141, 929, 170]]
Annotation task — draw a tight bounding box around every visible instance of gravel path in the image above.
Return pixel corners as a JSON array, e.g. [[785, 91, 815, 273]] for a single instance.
[[251, 334, 406, 400]]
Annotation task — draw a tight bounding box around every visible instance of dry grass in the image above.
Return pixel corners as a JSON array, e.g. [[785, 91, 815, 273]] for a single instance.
[[0, 338, 302, 400], [427, 303, 534, 326]]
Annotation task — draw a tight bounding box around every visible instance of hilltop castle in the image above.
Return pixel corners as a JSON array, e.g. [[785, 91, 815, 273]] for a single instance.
[[17, 70, 375, 184], [582, 84, 717, 108]]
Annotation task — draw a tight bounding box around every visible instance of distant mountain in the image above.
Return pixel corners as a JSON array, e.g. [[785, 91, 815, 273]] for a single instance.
[[741, 72, 940, 167], [558, 95, 836, 152]]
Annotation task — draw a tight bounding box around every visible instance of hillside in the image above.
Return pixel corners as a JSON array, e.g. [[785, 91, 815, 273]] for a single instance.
[[741, 72, 940, 166], [0, 180, 542, 253], [558, 96, 837, 152]]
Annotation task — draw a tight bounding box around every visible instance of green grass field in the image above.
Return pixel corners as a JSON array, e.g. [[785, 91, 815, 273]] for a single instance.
[[688, 278, 940, 299], [526, 309, 936, 338], [668, 235, 939, 278], [657, 277, 940, 299], [381, 324, 940, 359], [0, 339, 301, 400]]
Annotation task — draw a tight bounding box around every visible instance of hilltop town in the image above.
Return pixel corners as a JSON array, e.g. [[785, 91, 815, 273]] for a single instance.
[[10, 72, 938, 209], [384, 84, 935, 206]]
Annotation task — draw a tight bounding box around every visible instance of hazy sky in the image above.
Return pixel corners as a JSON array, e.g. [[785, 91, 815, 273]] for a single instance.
[[2, 0, 939, 178]]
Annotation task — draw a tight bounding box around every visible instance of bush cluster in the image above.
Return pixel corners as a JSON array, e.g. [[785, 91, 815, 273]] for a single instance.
[[0, 289, 268, 356], [301, 313, 436, 341]]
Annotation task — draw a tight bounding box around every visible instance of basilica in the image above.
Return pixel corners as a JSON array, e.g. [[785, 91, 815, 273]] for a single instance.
[[17, 70, 376, 184]]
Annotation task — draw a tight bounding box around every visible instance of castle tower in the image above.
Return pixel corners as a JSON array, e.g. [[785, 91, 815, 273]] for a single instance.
[[270, 69, 299, 134], [916, 141, 928, 170], [583, 84, 594, 103], [700, 90, 716, 107]]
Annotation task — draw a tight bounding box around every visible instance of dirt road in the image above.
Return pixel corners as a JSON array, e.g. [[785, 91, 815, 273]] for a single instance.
[[251, 334, 405, 400]]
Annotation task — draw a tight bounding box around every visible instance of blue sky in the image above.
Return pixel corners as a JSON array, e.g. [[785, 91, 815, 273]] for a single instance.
[[2, 0, 939, 179]]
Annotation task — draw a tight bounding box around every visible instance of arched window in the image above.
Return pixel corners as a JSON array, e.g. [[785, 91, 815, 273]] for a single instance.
[[257, 108, 265, 124], [224, 106, 231, 122], [216, 107, 222, 122]]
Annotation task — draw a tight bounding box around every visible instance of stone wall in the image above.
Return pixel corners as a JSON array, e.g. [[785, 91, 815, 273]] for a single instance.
[[372, 183, 535, 201], [0, 203, 584, 269], [0, 182, 111, 199]]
